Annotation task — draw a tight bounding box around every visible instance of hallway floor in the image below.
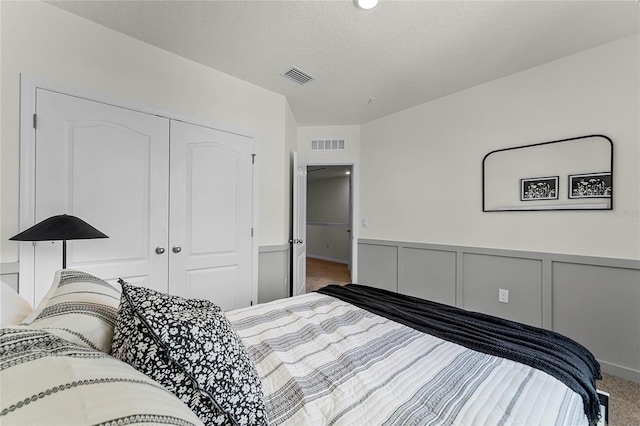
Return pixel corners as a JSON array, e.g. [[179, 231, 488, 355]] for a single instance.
[[306, 257, 351, 293]]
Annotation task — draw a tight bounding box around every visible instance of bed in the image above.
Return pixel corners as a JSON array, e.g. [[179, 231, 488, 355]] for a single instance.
[[1, 270, 602, 426]]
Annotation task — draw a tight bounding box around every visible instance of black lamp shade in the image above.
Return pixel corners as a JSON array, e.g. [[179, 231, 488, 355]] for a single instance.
[[10, 214, 108, 241], [10, 214, 108, 269]]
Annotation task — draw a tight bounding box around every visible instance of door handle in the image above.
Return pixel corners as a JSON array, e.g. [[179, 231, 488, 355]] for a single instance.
[[172, 246, 182, 253], [155, 247, 165, 254]]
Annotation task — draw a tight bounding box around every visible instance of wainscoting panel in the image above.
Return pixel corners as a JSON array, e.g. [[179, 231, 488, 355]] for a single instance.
[[357, 243, 398, 292], [257, 244, 290, 304], [463, 253, 542, 327], [400, 247, 456, 306], [357, 239, 640, 383], [0, 262, 20, 291], [552, 261, 640, 381]]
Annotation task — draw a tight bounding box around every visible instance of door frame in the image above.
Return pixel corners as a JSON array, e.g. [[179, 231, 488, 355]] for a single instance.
[[18, 74, 259, 306], [296, 159, 359, 290]]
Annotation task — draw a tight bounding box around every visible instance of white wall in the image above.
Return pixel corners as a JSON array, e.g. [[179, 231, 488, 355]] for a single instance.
[[0, 1, 290, 265], [360, 35, 640, 260]]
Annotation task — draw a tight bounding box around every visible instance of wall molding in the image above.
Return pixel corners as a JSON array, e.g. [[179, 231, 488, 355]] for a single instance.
[[358, 238, 640, 383]]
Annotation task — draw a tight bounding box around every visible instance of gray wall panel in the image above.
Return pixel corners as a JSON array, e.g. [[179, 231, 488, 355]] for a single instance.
[[463, 253, 543, 327], [400, 247, 456, 305], [552, 262, 640, 378], [0, 262, 20, 292], [258, 245, 290, 304], [358, 238, 640, 382], [357, 243, 398, 292]]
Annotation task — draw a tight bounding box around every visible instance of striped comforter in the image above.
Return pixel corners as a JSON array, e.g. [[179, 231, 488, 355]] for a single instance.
[[227, 292, 588, 426]]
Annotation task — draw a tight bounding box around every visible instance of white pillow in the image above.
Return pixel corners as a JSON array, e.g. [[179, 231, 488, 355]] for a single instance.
[[21, 269, 120, 353], [1, 280, 33, 325], [0, 326, 204, 426]]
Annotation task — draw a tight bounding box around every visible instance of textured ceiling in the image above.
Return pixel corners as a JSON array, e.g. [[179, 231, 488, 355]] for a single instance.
[[47, 0, 639, 126]]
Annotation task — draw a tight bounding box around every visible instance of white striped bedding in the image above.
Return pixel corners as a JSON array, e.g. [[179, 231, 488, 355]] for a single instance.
[[227, 292, 588, 426]]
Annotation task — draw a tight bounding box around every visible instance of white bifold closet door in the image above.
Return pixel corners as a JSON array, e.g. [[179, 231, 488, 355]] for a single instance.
[[34, 89, 170, 301], [169, 120, 254, 309], [32, 89, 254, 310]]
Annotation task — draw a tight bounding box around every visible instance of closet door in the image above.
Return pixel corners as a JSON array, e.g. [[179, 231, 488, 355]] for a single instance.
[[33, 89, 170, 303], [169, 120, 254, 310]]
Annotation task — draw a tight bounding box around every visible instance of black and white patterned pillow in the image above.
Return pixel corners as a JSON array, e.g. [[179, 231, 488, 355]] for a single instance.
[[111, 280, 267, 426], [21, 269, 120, 352]]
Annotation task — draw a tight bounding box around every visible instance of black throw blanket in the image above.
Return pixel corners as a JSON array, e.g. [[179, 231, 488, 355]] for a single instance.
[[317, 284, 601, 425]]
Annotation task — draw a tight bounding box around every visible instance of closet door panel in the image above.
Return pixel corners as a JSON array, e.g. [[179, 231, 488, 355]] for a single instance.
[[185, 266, 239, 312], [71, 126, 149, 263], [169, 120, 253, 309], [33, 89, 170, 303], [189, 144, 238, 254]]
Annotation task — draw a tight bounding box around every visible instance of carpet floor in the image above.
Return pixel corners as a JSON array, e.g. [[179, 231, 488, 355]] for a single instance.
[[306, 257, 351, 293], [598, 372, 640, 426], [305, 258, 639, 425]]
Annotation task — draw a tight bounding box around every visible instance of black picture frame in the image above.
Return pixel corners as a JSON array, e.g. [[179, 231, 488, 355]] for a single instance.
[[520, 176, 559, 201], [568, 172, 612, 199]]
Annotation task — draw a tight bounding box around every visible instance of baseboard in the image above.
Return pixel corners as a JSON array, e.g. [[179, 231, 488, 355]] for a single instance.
[[600, 360, 640, 384], [307, 255, 348, 264]]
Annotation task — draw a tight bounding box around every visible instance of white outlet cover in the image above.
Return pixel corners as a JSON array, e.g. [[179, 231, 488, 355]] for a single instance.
[[499, 289, 509, 303]]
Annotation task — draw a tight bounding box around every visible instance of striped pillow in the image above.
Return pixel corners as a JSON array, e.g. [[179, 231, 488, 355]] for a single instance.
[[0, 326, 204, 426], [21, 269, 120, 353]]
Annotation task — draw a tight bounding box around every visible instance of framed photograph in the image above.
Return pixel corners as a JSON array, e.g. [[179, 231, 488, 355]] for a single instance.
[[568, 172, 612, 199], [520, 176, 559, 201]]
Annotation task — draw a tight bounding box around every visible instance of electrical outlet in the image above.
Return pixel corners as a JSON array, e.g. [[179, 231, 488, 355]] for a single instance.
[[362, 217, 368, 227], [498, 289, 509, 303]]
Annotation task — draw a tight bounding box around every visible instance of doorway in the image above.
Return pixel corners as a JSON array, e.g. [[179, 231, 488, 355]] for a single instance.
[[305, 165, 353, 292], [291, 158, 359, 296]]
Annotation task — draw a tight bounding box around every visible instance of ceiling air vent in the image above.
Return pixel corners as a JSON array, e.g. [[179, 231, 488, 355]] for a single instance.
[[281, 66, 315, 85], [310, 139, 345, 151]]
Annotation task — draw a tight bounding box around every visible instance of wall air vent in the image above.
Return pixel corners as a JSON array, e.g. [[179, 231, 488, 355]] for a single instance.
[[281, 66, 315, 85], [310, 139, 345, 151]]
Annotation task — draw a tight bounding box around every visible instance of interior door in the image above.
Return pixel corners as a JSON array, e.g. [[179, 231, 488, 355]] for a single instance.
[[169, 120, 254, 310], [292, 153, 307, 296], [33, 89, 170, 304]]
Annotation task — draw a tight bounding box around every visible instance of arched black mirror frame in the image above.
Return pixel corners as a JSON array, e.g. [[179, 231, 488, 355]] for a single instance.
[[482, 134, 613, 212]]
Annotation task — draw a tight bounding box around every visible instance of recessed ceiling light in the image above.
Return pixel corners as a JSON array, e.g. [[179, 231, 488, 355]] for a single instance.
[[355, 0, 378, 10]]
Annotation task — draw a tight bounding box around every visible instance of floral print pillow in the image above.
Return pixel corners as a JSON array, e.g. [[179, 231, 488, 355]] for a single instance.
[[111, 280, 267, 426]]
